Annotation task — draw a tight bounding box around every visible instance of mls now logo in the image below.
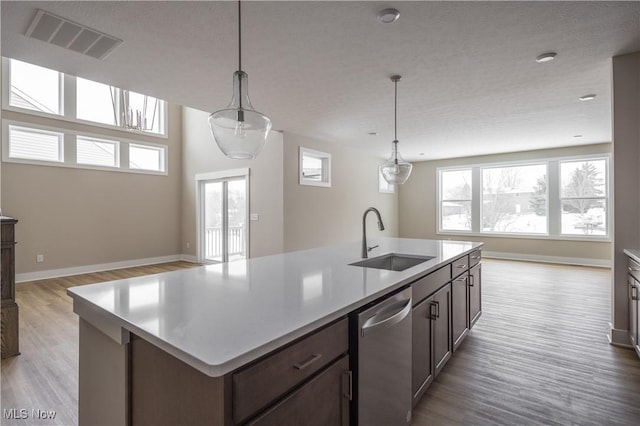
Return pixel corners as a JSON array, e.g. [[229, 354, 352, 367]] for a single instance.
[[3, 408, 57, 420]]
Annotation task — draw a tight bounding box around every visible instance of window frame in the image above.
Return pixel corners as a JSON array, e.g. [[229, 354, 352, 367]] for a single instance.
[[4, 123, 65, 164], [76, 135, 121, 168], [2, 119, 168, 176], [2, 57, 168, 138], [438, 167, 473, 233], [299, 147, 331, 188], [437, 154, 611, 242]]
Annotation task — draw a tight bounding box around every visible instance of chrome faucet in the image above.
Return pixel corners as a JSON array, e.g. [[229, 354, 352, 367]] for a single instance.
[[362, 207, 385, 258]]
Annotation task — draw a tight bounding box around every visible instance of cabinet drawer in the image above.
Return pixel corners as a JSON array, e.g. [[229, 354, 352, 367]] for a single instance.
[[629, 257, 640, 282], [413, 265, 450, 306], [233, 318, 348, 424], [249, 355, 350, 426], [451, 255, 469, 278], [469, 250, 481, 267]]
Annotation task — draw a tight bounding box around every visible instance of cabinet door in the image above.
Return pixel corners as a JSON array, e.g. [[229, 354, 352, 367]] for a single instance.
[[469, 264, 482, 328], [630, 276, 638, 347], [451, 273, 469, 352], [249, 356, 350, 426], [411, 297, 433, 406], [432, 284, 452, 377]]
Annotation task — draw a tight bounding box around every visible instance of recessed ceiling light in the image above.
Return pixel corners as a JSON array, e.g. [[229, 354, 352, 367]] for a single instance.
[[377, 8, 400, 24], [579, 94, 596, 101], [535, 52, 557, 63], [573, 135, 583, 138], [368, 132, 378, 136], [419, 153, 425, 156]]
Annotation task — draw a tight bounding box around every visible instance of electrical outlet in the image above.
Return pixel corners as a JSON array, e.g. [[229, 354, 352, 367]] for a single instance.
[[250, 213, 259, 221], [186, 242, 190, 249], [36, 254, 44, 263]]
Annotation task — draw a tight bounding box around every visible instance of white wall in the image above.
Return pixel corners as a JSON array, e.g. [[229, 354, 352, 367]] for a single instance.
[[282, 132, 398, 252], [398, 143, 612, 265], [1, 103, 183, 275], [180, 107, 284, 259]]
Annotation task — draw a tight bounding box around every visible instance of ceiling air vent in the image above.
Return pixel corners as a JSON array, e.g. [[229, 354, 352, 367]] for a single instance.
[[25, 9, 123, 60]]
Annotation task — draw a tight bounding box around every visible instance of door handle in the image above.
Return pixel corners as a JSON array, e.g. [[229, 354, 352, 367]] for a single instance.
[[361, 298, 412, 336]]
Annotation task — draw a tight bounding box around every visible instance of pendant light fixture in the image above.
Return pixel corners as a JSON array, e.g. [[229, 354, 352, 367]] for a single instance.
[[209, 0, 272, 160], [380, 75, 412, 185]]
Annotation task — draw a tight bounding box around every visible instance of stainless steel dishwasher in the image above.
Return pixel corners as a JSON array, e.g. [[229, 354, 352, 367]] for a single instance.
[[352, 286, 412, 425]]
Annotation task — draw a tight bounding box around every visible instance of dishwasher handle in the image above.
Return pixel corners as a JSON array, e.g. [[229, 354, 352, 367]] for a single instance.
[[361, 298, 412, 337]]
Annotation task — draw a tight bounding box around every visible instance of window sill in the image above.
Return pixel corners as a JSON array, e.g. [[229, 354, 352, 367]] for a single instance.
[[436, 230, 611, 243]]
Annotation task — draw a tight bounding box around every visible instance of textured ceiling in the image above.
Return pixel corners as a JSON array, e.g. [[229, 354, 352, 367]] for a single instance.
[[2, 1, 639, 160]]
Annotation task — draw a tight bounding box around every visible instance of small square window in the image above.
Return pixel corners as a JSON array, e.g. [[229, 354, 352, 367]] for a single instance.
[[129, 143, 166, 172], [299, 147, 331, 187], [7, 124, 63, 162], [9, 59, 62, 115], [77, 136, 119, 167], [379, 166, 395, 193]]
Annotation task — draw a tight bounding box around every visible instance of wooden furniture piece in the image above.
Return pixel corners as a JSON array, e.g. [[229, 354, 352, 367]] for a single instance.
[[627, 252, 640, 358], [1, 216, 19, 358]]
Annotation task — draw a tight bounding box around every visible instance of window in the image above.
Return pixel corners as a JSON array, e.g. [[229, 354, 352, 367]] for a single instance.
[[7, 124, 63, 162], [129, 143, 165, 172], [76, 77, 117, 126], [9, 59, 62, 115], [437, 156, 609, 240], [481, 164, 547, 234], [2, 120, 167, 175], [77, 136, 119, 167], [379, 166, 395, 193], [440, 169, 472, 231], [299, 147, 331, 187], [3, 57, 166, 137], [560, 159, 607, 236]]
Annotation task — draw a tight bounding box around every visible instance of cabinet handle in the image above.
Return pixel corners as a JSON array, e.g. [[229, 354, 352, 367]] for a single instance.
[[430, 301, 440, 319], [629, 267, 640, 272], [632, 285, 639, 301], [456, 264, 467, 269], [429, 301, 437, 320], [471, 255, 480, 260], [455, 276, 467, 282], [343, 370, 353, 400], [469, 274, 475, 287], [293, 353, 322, 371]]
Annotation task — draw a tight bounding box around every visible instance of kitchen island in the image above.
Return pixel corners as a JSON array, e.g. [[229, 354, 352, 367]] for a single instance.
[[68, 237, 483, 425]]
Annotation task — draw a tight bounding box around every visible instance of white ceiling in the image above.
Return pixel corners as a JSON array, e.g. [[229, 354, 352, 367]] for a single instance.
[[2, 1, 639, 161]]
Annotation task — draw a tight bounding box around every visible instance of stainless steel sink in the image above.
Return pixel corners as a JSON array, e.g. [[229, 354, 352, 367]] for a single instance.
[[350, 253, 435, 271]]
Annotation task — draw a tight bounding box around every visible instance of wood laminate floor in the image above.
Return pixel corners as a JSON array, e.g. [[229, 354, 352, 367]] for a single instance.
[[1, 260, 639, 425]]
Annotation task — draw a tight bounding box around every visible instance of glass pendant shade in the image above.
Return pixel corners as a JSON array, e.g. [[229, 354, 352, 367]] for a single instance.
[[209, 71, 272, 160], [381, 140, 412, 184]]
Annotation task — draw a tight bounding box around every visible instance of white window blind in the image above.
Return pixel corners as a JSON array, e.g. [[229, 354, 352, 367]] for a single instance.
[[8, 125, 63, 162]]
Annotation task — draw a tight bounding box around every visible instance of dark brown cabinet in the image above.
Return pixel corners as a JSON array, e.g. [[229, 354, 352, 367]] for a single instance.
[[411, 283, 451, 406], [249, 356, 350, 426], [451, 272, 469, 351], [628, 255, 640, 358], [1, 216, 19, 359], [469, 263, 482, 328]]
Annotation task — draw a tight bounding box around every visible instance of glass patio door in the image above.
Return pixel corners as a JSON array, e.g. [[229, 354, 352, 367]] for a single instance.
[[199, 173, 248, 263]]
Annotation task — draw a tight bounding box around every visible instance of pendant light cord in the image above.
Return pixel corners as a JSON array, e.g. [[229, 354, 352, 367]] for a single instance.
[[238, 0, 242, 72], [394, 78, 398, 141]]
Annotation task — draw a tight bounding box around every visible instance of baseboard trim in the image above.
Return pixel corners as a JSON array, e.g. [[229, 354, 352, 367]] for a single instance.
[[608, 325, 632, 348], [482, 251, 611, 268], [179, 254, 198, 263], [16, 255, 186, 283]]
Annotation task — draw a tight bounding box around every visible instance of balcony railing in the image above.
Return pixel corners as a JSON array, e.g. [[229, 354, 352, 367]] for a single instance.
[[205, 225, 245, 259]]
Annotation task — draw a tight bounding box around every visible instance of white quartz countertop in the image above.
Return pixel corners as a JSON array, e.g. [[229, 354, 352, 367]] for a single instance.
[[624, 249, 640, 264], [68, 238, 483, 377]]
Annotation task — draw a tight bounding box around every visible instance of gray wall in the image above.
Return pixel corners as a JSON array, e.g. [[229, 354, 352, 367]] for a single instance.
[[1, 104, 183, 275], [611, 51, 640, 344], [180, 107, 284, 259], [282, 132, 398, 252], [398, 143, 612, 264]]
